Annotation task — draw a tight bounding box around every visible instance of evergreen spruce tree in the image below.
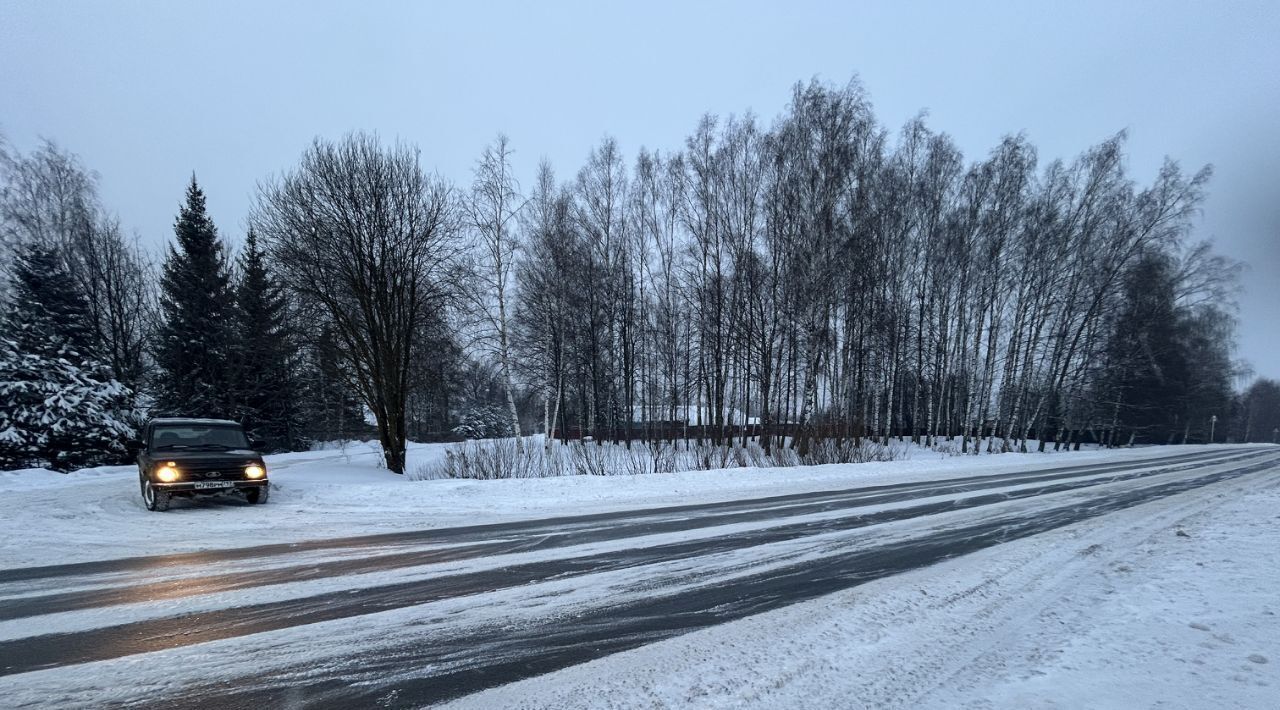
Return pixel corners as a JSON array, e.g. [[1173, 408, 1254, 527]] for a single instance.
[[154, 177, 237, 417], [233, 229, 297, 450], [0, 242, 136, 471], [296, 324, 366, 444], [6, 242, 97, 359]]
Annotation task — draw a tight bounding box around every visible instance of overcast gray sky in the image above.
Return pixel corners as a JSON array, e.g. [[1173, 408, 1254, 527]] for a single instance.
[[2, 0, 1277, 380]]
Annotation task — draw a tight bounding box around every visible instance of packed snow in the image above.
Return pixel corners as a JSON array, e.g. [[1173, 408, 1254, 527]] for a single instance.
[[0, 451, 1235, 642], [0, 440, 1241, 569], [447, 458, 1280, 710], [0, 443, 1275, 709]]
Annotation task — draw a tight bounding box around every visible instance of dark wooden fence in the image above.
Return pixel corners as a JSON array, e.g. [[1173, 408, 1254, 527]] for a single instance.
[[548, 422, 1101, 446], [552, 422, 887, 443]]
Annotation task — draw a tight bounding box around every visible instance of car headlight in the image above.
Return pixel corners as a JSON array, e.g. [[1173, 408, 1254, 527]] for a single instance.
[[156, 463, 179, 482], [244, 464, 266, 479]]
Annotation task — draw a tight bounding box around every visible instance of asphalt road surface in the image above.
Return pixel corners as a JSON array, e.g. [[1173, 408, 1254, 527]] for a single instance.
[[1, 447, 1276, 708]]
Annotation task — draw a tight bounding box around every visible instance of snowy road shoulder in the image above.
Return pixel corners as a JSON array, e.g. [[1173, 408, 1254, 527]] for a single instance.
[[443, 459, 1280, 709]]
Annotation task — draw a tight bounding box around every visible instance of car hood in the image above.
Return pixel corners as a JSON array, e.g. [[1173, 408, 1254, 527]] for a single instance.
[[150, 450, 264, 464]]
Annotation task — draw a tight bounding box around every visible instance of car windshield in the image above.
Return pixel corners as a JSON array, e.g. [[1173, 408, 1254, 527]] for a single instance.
[[151, 425, 249, 450]]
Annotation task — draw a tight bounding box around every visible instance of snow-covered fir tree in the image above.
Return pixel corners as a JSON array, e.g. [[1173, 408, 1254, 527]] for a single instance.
[[5, 242, 97, 358], [0, 242, 136, 471], [154, 176, 238, 418]]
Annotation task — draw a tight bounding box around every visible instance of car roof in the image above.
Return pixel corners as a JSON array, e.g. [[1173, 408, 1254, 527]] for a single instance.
[[148, 418, 243, 427]]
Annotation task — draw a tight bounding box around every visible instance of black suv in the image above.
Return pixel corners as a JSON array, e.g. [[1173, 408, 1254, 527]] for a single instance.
[[137, 418, 270, 511]]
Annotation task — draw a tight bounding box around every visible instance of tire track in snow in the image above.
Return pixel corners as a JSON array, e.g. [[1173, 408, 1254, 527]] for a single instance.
[[168, 456, 1280, 709], [0, 447, 1237, 587], [0, 448, 1255, 618], [0, 451, 1274, 679]]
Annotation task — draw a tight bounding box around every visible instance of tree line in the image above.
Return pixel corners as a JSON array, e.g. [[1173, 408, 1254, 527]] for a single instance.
[[1, 77, 1275, 473], [507, 80, 1258, 458]]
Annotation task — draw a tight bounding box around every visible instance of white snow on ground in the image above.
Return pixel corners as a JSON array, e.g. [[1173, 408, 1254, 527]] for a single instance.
[[0, 446, 1274, 708], [0, 453, 1246, 642], [0, 441, 1244, 568], [445, 458, 1280, 710]]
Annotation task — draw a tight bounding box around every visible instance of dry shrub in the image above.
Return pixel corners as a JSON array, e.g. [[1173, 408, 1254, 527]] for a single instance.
[[419, 437, 905, 480]]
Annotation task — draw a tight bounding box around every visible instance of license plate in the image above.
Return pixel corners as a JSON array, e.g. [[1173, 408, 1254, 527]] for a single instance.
[[191, 481, 234, 490]]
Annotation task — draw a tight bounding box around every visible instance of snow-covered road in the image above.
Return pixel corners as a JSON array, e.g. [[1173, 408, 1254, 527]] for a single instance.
[[0, 445, 1277, 708]]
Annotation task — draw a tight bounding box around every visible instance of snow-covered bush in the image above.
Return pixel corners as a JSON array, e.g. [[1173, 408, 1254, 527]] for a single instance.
[[452, 403, 514, 440]]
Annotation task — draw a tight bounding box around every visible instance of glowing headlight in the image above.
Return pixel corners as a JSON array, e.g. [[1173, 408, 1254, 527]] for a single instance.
[[244, 464, 266, 479], [156, 463, 179, 482]]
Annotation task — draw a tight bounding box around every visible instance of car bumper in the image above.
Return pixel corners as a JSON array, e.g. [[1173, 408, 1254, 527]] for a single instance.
[[153, 480, 268, 493]]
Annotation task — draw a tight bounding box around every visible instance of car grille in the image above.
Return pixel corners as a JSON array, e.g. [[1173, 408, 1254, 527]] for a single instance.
[[179, 462, 249, 481]]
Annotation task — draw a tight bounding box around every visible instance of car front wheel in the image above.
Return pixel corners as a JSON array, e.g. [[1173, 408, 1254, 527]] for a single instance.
[[245, 485, 269, 505], [142, 480, 171, 512]]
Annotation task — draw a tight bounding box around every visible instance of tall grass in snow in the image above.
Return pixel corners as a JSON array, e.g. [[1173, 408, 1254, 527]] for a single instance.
[[414, 438, 906, 480]]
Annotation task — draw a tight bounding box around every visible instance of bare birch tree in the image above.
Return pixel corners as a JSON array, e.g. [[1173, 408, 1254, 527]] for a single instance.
[[462, 135, 525, 451]]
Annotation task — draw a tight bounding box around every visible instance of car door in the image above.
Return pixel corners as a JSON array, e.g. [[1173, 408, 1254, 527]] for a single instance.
[[137, 423, 153, 475]]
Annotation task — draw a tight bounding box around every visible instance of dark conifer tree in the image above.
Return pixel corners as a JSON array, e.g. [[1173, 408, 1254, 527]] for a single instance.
[[296, 324, 367, 444], [154, 176, 237, 417], [1235, 379, 1280, 443], [233, 229, 296, 450], [6, 242, 97, 359], [0, 242, 135, 470], [1101, 254, 1184, 441]]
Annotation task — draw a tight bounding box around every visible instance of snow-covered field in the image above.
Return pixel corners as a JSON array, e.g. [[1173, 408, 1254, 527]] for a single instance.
[[0, 440, 1241, 569]]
